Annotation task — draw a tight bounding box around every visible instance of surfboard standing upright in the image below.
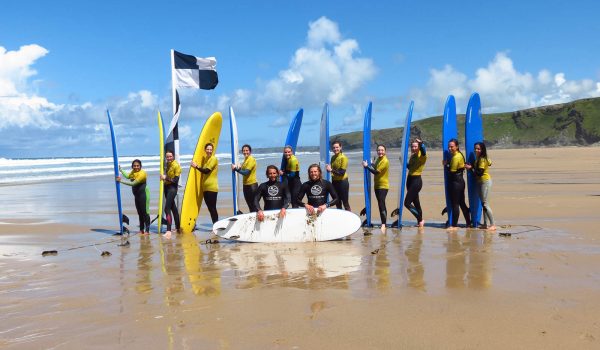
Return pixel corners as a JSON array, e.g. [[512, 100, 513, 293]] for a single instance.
[[394, 101, 414, 228], [180, 112, 223, 234], [319, 103, 330, 181], [362, 102, 373, 227], [280, 109, 304, 179], [229, 106, 240, 215], [465, 92, 483, 226], [107, 110, 124, 234], [157, 111, 165, 234], [442, 95, 457, 226]]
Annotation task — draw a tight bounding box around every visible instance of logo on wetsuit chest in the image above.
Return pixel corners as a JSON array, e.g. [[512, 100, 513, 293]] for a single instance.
[[268, 185, 279, 196], [310, 185, 323, 196]]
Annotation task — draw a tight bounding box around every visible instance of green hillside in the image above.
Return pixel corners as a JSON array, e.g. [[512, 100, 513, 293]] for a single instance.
[[331, 97, 600, 149]]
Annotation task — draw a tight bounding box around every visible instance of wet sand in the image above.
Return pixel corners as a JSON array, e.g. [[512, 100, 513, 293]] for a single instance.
[[1, 147, 600, 349]]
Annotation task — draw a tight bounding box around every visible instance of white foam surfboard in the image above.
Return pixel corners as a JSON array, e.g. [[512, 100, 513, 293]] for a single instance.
[[213, 208, 361, 242]]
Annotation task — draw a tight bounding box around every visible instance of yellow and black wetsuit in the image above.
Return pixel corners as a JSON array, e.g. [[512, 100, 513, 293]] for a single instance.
[[120, 168, 150, 232], [446, 150, 470, 227], [234, 155, 258, 212], [366, 155, 390, 226], [330, 152, 350, 210], [284, 154, 301, 208], [474, 156, 495, 226], [193, 155, 219, 223], [405, 142, 427, 222], [164, 159, 181, 231]]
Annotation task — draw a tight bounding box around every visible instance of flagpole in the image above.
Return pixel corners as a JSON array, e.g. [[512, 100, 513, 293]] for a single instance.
[[170, 49, 180, 163]]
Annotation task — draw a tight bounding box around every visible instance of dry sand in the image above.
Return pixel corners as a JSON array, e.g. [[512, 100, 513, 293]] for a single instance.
[[1, 147, 599, 349]]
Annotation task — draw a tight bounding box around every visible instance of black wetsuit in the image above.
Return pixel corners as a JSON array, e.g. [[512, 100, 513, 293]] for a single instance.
[[254, 180, 291, 211], [297, 178, 339, 208], [446, 151, 471, 227]]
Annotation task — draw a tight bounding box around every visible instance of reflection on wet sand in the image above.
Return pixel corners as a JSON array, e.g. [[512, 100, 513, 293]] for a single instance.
[[445, 230, 493, 289], [214, 241, 362, 290], [180, 232, 221, 296], [136, 236, 153, 294], [405, 231, 426, 291]]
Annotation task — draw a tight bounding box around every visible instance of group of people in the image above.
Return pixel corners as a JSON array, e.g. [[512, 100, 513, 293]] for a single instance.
[[116, 138, 496, 237]]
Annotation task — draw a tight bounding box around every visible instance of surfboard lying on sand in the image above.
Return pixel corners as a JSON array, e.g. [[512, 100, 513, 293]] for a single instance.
[[213, 208, 361, 243], [361, 102, 373, 227], [180, 112, 222, 234], [392, 101, 414, 228], [229, 106, 239, 215], [442, 95, 457, 226], [465, 92, 483, 226], [107, 109, 126, 234]]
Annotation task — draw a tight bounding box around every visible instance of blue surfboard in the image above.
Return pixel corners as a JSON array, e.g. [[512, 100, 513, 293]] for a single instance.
[[319, 103, 330, 181], [442, 96, 457, 226], [280, 108, 304, 177], [229, 106, 240, 215], [107, 110, 124, 234], [362, 102, 373, 227], [395, 101, 414, 228], [465, 93, 483, 226]]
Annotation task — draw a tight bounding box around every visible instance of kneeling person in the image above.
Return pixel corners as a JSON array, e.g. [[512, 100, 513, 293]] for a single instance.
[[297, 164, 339, 215], [254, 165, 291, 222]]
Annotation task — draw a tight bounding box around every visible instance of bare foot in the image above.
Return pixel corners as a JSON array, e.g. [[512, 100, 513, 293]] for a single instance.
[[381, 225, 387, 234], [418, 220, 425, 228], [447, 226, 458, 231], [163, 231, 172, 239], [486, 225, 497, 231]]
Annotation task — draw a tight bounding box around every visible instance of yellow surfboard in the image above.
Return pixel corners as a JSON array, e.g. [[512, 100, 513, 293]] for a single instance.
[[180, 112, 222, 234], [157, 111, 165, 234]]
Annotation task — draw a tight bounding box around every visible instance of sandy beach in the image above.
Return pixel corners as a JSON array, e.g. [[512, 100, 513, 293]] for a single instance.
[[1, 147, 600, 349]]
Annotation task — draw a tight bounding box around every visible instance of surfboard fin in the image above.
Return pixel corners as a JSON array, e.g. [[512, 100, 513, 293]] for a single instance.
[[361, 219, 373, 228], [228, 218, 238, 222], [236, 210, 243, 215], [122, 214, 130, 225], [359, 207, 366, 216], [441, 207, 447, 216], [391, 219, 402, 228], [391, 208, 399, 217]]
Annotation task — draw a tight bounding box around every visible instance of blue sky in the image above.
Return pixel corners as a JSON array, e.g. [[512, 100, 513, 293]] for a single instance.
[[1, 0, 599, 158]]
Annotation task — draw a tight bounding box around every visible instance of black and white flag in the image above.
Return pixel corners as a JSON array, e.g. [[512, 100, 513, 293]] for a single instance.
[[172, 50, 218, 90]]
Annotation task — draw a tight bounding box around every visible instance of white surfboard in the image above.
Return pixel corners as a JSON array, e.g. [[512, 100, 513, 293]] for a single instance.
[[213, 208, 361, 243]]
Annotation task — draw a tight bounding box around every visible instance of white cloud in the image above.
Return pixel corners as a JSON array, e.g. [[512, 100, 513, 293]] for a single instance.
[[230, 16, 377, 115], [270, 116, 289, 127], [415, 52, 600, 114]]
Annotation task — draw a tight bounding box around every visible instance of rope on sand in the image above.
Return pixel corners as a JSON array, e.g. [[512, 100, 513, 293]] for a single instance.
[[497, 224, 543, 236]]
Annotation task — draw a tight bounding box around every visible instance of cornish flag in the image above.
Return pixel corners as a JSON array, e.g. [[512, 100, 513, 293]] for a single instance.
[[172, 50, 218, 90]]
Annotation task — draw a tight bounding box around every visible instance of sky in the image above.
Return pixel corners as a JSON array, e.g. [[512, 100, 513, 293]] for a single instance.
[[1, 0, 600, 158]]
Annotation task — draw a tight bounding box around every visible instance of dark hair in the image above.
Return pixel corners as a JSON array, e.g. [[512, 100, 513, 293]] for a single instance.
[[165, 150, 174, 156], [449, 138, 459, 149], [332, 141, 342, 149], [204, 143, 214, 150], [283, 145, 293, 152], [242, 144, 252, 152], [474, 142, 487, 158], [132, 159, 142, 167], [307, 163, 322, 177], [377, 144, 387, 151], [265, 165, 279, 176]]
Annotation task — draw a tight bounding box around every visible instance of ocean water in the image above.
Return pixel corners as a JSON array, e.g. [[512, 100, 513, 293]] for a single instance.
[[0, 151, 333, 186]]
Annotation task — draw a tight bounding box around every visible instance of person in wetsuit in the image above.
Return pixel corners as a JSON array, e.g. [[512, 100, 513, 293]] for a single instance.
[[405, 138, 427, 227], [466, 141, 496, 231], [363, 144, 390, 233], [443, 138, 471, 230], [254, 165, 290, 222], [297, 164, 338, 216], [232, 144, 258, 212], [160, 150, 181, 239], [279, 145, 301, 208], [326, 141, 351, 211], [191, 143, 219, 224], [117, 159, 150, 235]]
